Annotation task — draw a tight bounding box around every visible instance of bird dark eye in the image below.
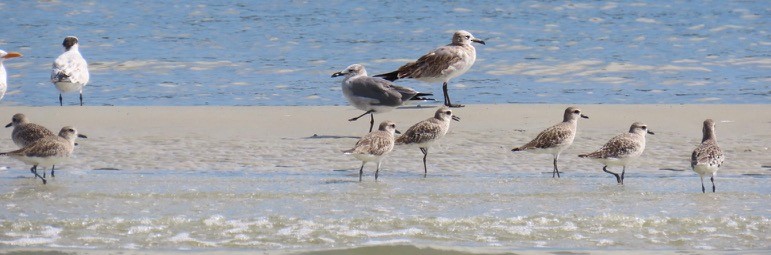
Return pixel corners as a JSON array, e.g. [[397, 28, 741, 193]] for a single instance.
[[445, 111, 452, 114], [574, 110, 580, 113], [465, 35, 470, 39]]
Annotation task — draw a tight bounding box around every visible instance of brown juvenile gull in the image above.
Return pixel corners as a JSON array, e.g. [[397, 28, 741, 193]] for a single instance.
[[51, 36, 89, 106], [342, 121, 399, 181], [691, 119, 725, 193], [512, 107, 588, 178], [374, 30, 485, 108], [332, 64, 433, 132], [0, 126, 87, 184], [5, 113, 58, 177], [579, 122, 654, 185], [396, 107, 460, 177], [0, 50, 23, 102]]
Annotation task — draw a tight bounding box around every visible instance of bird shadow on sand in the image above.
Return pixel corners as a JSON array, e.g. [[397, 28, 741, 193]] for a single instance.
[[304, 134, 360, 139]]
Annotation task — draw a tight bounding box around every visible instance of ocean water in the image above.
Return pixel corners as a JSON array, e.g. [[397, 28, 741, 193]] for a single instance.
[[0, 0, 768, 106]]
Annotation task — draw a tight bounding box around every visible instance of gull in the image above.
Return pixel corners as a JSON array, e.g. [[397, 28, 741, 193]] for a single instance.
[[332, 64, 433, 132], [375, 30, 485, 108], [342, 121, 399, 181], [0, 50, 22, 102], [396, 107, 460, 177], [579, 122, 654, 185], [51, 36, 89, 106], [512, 107, 588, 178], [0, 126, 87, 184], [691, 119, 725, 193]]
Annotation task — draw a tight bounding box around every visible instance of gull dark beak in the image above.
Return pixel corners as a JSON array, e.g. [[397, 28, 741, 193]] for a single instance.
[[395, 130, 402, 134], [647, 130, 655, 135], [4, 123, 12, 128], [331, 72, 344, 78], [581, 114, 589, 119], [452, 115, 461, 122], [471, 38, 485, 45], [78, 134, 88, 138]]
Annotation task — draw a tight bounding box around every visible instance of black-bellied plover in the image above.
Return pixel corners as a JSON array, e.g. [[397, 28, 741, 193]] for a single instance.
[[5, 113, 58, 177], [691, 119, 725, 193], [342, 121, 399, 181], [51, 36, 89, 106], [512, 107, 588, 178], [0, 50, 22, 102], [0, 126, 87, 184], [396, 107, 460, 177], [579, 122, 654, 185], [374, 30, 485, 108], [332, 64, 433, 132]]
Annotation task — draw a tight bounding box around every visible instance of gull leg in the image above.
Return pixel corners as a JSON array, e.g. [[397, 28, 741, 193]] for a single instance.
[[79, 92, 83, 106], [603, 166, 621, 184], [443, 82, 464, 108], [420, 147, 429, 178], [59, 94, 63, 106]]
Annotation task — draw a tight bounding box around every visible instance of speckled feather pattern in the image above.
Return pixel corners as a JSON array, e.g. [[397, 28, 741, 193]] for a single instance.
[[12, 123, 55, 148]]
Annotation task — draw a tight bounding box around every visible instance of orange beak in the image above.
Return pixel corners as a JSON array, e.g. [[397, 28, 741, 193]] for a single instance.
[[2, 52, 22, 59]]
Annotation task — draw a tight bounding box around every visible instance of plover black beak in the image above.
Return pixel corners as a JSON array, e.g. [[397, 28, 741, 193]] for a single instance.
[[647, 130, 655, 135], [581, 114, 589, 119], [78, 134, 88, 139], [4, 123, 12, 128], [331, 72, 344, 78], [452, 115, 461, 122], [471, 38, 485, 45], [395, 130, 402, 134]]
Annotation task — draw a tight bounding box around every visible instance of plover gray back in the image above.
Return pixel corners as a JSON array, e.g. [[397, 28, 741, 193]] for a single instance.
[[332, 64, 432, 132], [512, 107, 588, 178], [0, 126, 87, 184], [579, 122, 654, 184], [396, 107, 460, 177], [374, 30, 485, 108], [691, 119, 724, 193], [343, 121, 398, 181], [6, 113, 56, 148], [51, 36, 89, 106], [0, 50, 23, 102]]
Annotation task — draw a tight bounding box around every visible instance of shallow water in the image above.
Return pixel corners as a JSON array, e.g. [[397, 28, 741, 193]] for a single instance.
[[0, 0, 769, 106]]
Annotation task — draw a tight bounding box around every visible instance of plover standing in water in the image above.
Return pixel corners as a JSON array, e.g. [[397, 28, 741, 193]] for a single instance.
[[0, 126, 87, 184], [579, 122, 654, 185], [51, 36, 89, 106], [342, 121, 399, 181], [0, 50, 23, 102], [374, 30, 485, 108], [691, 119, 724, 193], [512, 107, 588, 178], [5, 113, 58, 177], [332, 64, 433, 132], [396, 107, 460, 177]]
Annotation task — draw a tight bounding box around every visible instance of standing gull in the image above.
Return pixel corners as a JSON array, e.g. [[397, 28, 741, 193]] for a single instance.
[[51, 36, 89, 106], [396, 107, 460, 177], [342, 121, 399, 181], [0, 126, 87, 184], [0, 50, 23, 102], [691, 119, 724, 193], [579, 122, 654, 185], [5, 113, 58, 177], [512, 107, 588, 178], [332, 64, 433, 132], [374, 30, 485, 108]]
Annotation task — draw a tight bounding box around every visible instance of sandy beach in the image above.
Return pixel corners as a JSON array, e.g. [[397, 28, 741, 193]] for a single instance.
[[0, 104, 768, 175], [0, 104, 769, 253]]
